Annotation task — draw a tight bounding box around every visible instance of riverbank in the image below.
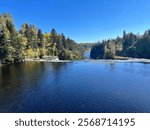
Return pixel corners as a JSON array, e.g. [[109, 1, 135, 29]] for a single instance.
[[0, 57, 69, 66], [85, 58, 150, 64], [83, 54, 150, 63], [23, 55, 71, 63], [24, 58, 70, 63], [1, 57, 150, 65], [114, 56, 150, 63], [114, 56, 130, 60]]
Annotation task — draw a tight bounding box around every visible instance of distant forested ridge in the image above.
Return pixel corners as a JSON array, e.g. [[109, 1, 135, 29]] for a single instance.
[[79, 43, 95, 52], [91, 30, 150, 59], [0, 13, 83, 64]]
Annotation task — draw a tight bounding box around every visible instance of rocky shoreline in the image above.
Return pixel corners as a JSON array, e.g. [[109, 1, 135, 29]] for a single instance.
[[24, 58, 69, 63], [1, 57, 150, 66], [23, 56, 70, 62], [86, 58, 150, 64]]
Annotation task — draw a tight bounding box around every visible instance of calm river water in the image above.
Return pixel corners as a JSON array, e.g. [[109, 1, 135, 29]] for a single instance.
[[0, 60, 150, 112]]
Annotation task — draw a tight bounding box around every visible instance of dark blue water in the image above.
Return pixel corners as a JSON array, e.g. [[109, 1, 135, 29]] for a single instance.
[[0, 61, 150, 113]]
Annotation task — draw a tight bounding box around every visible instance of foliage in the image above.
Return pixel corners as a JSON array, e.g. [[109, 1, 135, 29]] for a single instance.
[[79, 43, 95, 52], [91, 30, 150, 59], [104, 42, 115, 59], [135, 36, 150, 58], [90, 42, 105, 59], [0, 13, 83, 64]]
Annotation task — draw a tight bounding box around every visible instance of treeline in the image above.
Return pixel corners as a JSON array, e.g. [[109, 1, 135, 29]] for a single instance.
[[79, 43, 95, 52], [91, 30, 150, 59], [0, 13, 83, 64]]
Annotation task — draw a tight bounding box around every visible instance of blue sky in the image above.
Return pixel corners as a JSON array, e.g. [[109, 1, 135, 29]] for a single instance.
[[0, 0, 150, 43]]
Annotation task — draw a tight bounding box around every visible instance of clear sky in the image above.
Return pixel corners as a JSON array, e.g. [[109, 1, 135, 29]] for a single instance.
[[0, 0, 150, 43]]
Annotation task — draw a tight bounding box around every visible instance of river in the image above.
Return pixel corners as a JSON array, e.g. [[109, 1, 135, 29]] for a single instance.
[[0, 60, 150, 112]]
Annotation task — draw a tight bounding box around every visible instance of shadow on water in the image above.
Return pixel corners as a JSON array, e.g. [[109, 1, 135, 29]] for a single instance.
[[0, 62, 69, 112], [0, 64, 25, 112]]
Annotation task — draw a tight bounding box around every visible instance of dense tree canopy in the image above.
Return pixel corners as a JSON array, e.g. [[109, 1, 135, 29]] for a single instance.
[[91, 30, 150, 59], [90, 42, 105, 59], [0, 13, 83, 64]]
